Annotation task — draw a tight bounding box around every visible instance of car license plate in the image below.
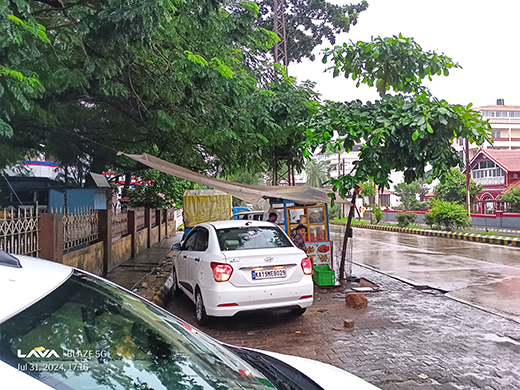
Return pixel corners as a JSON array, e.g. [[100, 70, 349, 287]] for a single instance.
[[252, 268, 286, 280]]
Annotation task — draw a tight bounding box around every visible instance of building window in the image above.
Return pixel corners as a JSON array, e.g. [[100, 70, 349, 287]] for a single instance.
[[491, 130, 501, 138], [480, 110, 520, 118], [472, 161, 505, 185]]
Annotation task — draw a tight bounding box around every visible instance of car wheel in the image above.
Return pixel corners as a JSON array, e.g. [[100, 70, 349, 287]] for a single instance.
[[195, 289, 210, 326], [171, 268, 180, 296], [289, 307, 306, 316]]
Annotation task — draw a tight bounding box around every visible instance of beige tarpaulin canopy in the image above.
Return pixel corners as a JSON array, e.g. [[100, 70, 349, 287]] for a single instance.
[[118, 152, 349, 206]]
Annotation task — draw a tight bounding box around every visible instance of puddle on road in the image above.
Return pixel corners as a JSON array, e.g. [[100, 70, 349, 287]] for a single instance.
[[483, 333, 520, 345]]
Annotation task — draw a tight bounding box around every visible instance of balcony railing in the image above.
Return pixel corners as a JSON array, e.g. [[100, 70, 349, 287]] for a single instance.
[[473, 176, 505, 186]]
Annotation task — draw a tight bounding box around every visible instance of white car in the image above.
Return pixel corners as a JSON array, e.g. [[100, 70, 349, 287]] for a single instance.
[[0, 251, 380, 390], [170, 220, 313, 325]]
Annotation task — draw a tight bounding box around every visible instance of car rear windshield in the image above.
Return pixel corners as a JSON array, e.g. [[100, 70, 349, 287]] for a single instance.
[[217, 226, 293, 251], [0, 271, 276, 390]]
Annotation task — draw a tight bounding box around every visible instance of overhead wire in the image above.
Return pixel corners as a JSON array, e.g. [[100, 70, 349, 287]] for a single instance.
[[1, 172, 24, 206]]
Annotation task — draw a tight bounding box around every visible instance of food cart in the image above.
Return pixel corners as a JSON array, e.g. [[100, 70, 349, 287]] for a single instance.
[[268, 198, 333, 270]]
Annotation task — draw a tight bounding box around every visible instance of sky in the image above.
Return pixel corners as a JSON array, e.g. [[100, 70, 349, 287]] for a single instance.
[[290, 0, 520, 108]]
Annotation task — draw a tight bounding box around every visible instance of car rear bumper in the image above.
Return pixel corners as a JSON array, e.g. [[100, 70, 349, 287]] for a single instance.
[[202, 277, 314, 317]]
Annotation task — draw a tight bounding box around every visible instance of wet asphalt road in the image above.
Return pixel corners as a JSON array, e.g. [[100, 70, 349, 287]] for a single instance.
[[333, 226, 520, 322]]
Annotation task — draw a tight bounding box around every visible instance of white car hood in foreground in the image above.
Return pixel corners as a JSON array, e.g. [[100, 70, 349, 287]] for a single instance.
[[253, 349, 381, 390], [0, 256, 72, 323]]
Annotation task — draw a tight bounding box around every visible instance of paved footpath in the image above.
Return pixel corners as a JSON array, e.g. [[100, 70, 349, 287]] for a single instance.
[[166, 263, 520, 390]]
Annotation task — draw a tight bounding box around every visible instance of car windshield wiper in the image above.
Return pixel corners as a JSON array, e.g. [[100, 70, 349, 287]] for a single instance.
[[225, 345, 324, 390]]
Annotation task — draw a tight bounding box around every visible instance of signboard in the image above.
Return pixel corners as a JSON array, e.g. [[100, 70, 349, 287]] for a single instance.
[[305, 241, 333, 268]]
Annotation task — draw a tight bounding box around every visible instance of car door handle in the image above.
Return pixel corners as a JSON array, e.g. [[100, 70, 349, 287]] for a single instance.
[[194, 258, 200, 262]]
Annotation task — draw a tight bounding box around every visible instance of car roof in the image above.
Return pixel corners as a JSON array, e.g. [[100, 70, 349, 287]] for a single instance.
[[0, 253, 72, 324], [206, 220, 275, 229]]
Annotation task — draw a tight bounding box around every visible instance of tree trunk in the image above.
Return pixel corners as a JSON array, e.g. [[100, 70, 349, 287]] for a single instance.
[[465, 138, 471, 215], [339, 187, 359, 280]]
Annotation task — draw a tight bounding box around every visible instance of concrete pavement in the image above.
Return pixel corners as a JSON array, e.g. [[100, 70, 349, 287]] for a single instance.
[[106, 232, 181, 302]]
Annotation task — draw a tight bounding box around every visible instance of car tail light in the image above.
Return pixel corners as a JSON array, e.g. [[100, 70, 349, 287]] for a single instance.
[[211, 262, 233, 282], [301, 257, 312, 275]]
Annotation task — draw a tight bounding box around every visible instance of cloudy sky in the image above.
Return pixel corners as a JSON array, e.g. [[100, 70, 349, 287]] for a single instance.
[[290, 0, 520, 108]]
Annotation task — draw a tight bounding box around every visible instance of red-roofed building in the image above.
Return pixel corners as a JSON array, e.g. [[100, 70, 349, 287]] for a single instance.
[[466, 149, 520, 213]]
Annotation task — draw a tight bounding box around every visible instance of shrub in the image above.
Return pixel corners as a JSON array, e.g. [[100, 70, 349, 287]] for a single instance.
[[396, 211, 418, 227], [371, 204, 384, 224], [415, 201, 429, 211], [424, 211, 435, 228], [428, 201, 470, 230]]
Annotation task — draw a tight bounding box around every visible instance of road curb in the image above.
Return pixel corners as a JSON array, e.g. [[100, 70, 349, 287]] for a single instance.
[[332, 222, 520, 248], [151, 272, 174, 307]]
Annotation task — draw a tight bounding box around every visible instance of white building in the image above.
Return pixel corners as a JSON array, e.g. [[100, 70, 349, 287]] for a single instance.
[[4, 156, 61, 179], [454, 99, 520, 160]]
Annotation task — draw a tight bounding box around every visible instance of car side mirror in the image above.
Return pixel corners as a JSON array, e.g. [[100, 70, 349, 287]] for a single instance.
[[170, 243, 182, 251]]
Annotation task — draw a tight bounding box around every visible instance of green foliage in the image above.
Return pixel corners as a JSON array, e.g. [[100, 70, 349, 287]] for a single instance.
[[304, 94, 490, 200], [396, 211, 418, 227], [303, 35, 491, 202], [434, 168, 481, 205], [359, 181, 376, 197], [424, 211, 435, 228], [324, 35, 461, 95], [370, 204, 384, 224], [0, 3, 49, 139], [256, 0, 368, 64], [0, 0, 319, 182], [426, 201, 470, 230], [394, 180, 428, 210], [122, 170, 198, 209], [499, 186, 520, 213], [126, 186, 175, 209]]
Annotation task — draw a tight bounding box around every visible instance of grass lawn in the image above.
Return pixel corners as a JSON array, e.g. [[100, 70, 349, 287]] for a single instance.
[[331, 219, 520, 239]]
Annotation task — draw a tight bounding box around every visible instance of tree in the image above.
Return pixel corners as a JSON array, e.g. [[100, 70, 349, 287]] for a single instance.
[[500, 186, 520, 213], [304, 158, 330, 187], [434, 168, 481, 205], [0, 0, 318, 188], [0, 2, 48, 144], [256, 0, 368, 64], [394, 180, 429, 210], [302, 35, 491, 279]]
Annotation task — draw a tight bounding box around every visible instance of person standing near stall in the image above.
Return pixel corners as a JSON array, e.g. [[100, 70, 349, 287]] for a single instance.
[[291, 224, 307, 253]]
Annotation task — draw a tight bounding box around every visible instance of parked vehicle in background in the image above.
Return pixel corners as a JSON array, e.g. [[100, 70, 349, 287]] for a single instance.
[[0, 251, 380, 390], [232, 206, 251, 214], [231, 210, 266, 221], [169, 220, 314, 325]]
